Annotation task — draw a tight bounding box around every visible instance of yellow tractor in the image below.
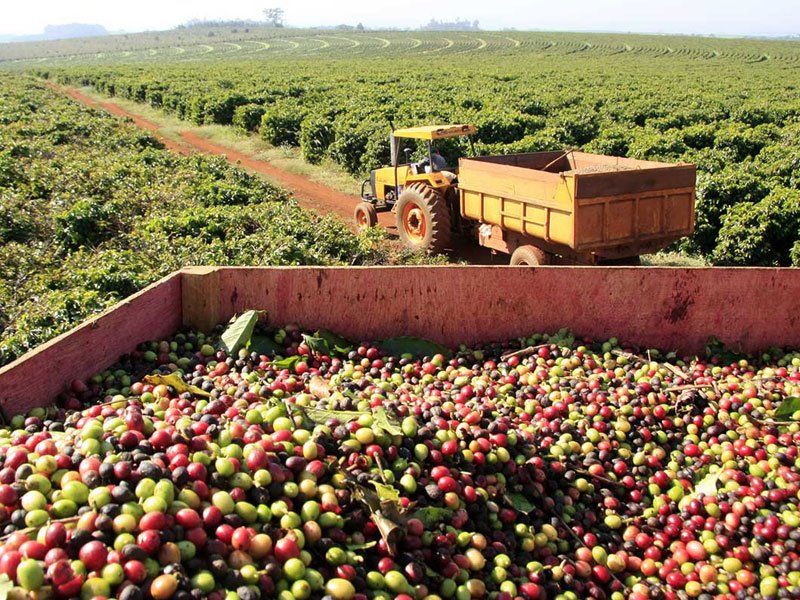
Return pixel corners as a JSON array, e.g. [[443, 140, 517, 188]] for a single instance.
[[356, 124, 477, 253]]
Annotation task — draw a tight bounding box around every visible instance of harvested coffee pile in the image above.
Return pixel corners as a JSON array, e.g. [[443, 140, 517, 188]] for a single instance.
[[563, 164, 639, 174]]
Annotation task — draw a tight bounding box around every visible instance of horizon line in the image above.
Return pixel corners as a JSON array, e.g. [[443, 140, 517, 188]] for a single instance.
[[1, 23, 798, 44]]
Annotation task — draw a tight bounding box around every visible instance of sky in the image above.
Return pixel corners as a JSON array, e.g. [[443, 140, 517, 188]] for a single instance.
[[1, 0, 798, 37]]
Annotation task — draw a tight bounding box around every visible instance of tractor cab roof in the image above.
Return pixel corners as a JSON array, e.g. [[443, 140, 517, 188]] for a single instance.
[[392, 124, 477, 140]]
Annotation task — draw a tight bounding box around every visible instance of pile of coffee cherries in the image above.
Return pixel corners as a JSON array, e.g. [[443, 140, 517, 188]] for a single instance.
[[0, 325, 798, 600]]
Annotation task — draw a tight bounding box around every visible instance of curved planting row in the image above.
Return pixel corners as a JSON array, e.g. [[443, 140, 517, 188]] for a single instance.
[[3, 30, 800, 66]]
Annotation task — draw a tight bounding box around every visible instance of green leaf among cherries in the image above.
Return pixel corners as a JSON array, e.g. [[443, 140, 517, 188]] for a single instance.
[[219, 310, 261, 356], [249, 333, 280, 356], [270, 355, 303, 370], [687, 471, 722, 501], [775, 396, 800, 421], [409, 507, 454, 527], [507, 492, 536, 514], [373, 407, 402, 436], [143, 373, 210, 398], [302, 330, 353, 356]]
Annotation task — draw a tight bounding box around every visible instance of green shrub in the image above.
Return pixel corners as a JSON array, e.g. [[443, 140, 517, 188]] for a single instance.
[[685, 166, 770, 255], [299, 116, 335, 164], [681, 147, 738, 173], [54, 198, 118, 251], [500, 130, 563, 154], [711, 188, 800, 266], [584, 126, 632, 157], [680, 123, 718, 150], [187, 96, 206, 125], [714, 122, 780, 161], [628, 129, 688, 161], [329, 120, 374, 175], [791, 240, 800, 266], [549, 109, 600, 146], [756, 143, 800, 189], [260, 101, 305, 146], [359, 129, 391, 174], [194, 179, 260, 207], [0, 288, 112, 366], [730, 103, 794, 127], [474, 111, 529, 144], [232, 103, 266, 132], [0, 151, 25, 188], [0, 193, 37, 244], [62, 249, 151, 298], [518, 98, 548, 117], [203, 93, 248, 125], [188, 163, 287, 206]]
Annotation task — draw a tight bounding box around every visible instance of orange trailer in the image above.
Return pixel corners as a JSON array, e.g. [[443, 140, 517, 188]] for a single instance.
[[458, 151, 696, 265]]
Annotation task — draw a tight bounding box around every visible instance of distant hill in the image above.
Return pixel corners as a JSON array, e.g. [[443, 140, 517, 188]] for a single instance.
[[43, 24, 109, 39], [0, 23, 109, 43]]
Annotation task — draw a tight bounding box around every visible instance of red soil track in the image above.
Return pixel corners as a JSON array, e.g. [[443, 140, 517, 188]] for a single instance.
[[53, 84, 397, 231]]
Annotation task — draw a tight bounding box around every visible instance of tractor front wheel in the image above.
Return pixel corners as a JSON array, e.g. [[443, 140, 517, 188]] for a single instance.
[[354, 202, 378, 230], [395, 184, 451, 253]]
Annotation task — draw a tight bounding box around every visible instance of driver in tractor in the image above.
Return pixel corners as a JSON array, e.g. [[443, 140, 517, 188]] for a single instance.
[[421, 148, 457, 182], [431, 148, 447, 171]]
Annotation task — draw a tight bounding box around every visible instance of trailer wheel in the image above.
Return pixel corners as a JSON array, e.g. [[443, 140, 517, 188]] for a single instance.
[[354, 202, 378, 230], [396, 183, 451, 253], [510, 245, 550, 266]]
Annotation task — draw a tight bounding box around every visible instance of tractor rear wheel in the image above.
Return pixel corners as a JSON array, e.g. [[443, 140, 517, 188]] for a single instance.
[[510, 245, 550, 266], [354, 202, 378, 230], [395, 183, 451, 253]]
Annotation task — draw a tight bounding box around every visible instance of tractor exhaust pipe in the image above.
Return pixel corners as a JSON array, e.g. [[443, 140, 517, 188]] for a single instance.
[[390, 132, 399, 167]]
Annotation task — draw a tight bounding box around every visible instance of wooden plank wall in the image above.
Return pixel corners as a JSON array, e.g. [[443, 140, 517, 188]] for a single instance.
[[182, 266, 800, 357], [575, 166, 697, 199], [0, 273, 183, 416]]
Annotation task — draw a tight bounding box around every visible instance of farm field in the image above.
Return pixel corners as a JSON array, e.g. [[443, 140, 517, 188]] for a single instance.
[[0, 73, 429, 367], [2, 22, 800, 600], [1, 28, 798, 65], [7, 27, 798, 266]]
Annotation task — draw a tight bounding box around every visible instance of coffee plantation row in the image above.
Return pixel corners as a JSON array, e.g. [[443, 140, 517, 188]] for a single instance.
[[0, 74, 431, 367], [17, 30, 800, 266]]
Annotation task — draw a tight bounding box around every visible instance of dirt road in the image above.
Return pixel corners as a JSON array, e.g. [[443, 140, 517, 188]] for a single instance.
[[55, 84, 398, 230]]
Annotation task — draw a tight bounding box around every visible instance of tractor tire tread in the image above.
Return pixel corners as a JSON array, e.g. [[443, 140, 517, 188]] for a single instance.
[[403, 183, 451, 253]]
